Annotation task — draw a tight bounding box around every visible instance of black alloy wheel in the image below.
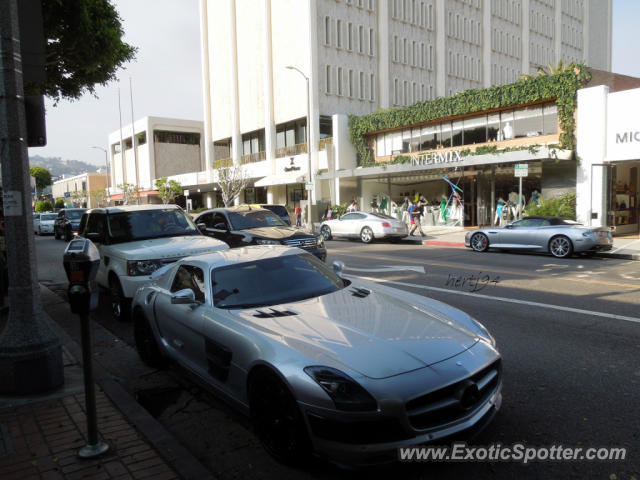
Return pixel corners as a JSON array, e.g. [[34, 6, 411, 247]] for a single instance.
[[134, 310, 168, 369], [109, 276, 131, 322], [249, 370, 310, 464]]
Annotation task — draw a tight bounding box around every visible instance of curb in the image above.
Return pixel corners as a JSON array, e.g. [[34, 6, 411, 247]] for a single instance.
[[595, 251, 640, 261], [422, 240, 466, 247], [40, 284, 215, 480]]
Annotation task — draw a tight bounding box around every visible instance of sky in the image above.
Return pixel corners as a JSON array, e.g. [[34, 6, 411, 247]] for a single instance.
[[29, 0, 640, 167]]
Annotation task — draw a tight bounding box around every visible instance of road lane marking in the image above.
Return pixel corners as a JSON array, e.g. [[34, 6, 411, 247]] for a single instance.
[[344, 265, 426, 274], [349, 275, 640, 325], [331, 252, 640, 289]]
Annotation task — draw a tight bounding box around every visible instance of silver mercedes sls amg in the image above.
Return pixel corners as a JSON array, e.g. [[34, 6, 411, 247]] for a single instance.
[[132, 245, 502, 466], [465, 216, 614, 258]]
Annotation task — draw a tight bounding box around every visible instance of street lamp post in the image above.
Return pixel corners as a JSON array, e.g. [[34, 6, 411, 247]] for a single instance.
[[286, 65, 312, 231], [91, 146, 110, 206]]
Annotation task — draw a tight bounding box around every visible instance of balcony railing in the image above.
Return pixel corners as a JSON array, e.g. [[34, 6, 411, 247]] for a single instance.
[[276, 143, 307, 158], [213, 157, 233, 169], [241, 151, 266, 164], [319, 137, 333, 151]]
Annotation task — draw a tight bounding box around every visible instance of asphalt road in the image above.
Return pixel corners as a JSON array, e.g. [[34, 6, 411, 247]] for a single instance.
[[34, 233, 640, 479]]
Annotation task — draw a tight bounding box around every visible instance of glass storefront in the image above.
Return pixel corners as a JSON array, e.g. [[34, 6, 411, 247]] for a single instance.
[[606, 162, 639, 234]]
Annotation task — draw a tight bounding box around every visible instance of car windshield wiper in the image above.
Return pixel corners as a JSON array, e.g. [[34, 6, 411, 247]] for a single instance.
[[213, 288, 240, 301], [219, 302, 265, 309]]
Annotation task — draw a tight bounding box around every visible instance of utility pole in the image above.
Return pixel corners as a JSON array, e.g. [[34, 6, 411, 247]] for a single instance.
[[0, 0, 63, 393]]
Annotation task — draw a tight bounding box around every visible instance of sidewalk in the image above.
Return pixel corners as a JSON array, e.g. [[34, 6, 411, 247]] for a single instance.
[[0, 286, 214, 480], [401, 226, 640, 260]]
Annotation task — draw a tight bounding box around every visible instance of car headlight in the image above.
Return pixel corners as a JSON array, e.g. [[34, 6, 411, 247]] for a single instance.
[[316, 235, 324, 247], [582, 231, 594, 238], [304, 366, 377, 412], [255, 239, 281, 245], [127, 259, 164, 276]]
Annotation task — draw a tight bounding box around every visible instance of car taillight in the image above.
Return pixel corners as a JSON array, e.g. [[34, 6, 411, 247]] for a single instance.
[[381, 222, 391, 228]]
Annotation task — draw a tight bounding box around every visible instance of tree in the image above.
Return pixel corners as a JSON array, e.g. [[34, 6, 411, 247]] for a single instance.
[[54, 198, 65, 209], [39, 0, 137, 103], [70, 189, 87, 207], [91, 189, 107, 207], [118, 183, 139, 205], [216, 165, 251, 207], [154, 177, 182, 205], [29, 166, 52, 191], [35, 200, 52, 212]]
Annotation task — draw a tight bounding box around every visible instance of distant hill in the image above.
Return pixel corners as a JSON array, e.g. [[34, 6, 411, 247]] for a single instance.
[[29, 155, 100, 180]]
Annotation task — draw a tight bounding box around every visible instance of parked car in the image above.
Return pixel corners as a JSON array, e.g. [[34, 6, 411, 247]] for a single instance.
[[54, 208, 87, 241], [78, 205, 228, 321], [36, 213, 57, 235], [132, 245, 501, 466], [320, 211, 408, 244], [244, 204, 292, 225], [465, 216, 614, 258], [32, 213, 41, 234], [194, 206, 326, 261]]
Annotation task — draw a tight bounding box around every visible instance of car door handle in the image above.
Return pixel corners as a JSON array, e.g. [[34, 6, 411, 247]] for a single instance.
[[488, 231, 498, 234], [173, 339, 184, 349]]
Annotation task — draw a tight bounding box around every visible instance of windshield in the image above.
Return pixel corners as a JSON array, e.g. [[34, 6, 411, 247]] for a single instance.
[[228, 210, 287, 230], [41, 214, 57, 221], [107, 208, 199, 243], [212, 253, 347, 309], [66, 210, 85, 220]]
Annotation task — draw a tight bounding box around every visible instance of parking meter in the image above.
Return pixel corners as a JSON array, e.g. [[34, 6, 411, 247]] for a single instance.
[[63, 238, 100, 315]]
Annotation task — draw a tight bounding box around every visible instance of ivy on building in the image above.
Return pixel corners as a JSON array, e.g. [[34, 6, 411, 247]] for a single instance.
[[348, 63, 591, 167]]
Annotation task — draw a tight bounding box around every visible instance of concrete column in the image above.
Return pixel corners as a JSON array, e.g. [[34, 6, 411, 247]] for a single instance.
[[332, 114, 357, 207], [262, 0, 276, 175], [0, 0, 63, 394], [228, 0, 242, 169], [482, 0, 491, 87], [435, 0, 446, 97], [377, 0, 390, 108], [308, 0, 320, 207], [521, 0, 530, 75], [199, 0, 214, 181], [576, 86, 609, 227]]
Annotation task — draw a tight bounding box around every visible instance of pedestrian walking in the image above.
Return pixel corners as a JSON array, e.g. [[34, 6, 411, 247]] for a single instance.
[[326, 205, 333, 220], [295, 204, 302, 227], [410, 200, 425, 237]]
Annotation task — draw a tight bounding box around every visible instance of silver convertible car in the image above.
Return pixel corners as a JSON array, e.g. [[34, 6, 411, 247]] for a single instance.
[[132, 246, 502, 466], [465, 216, 614, 258], [320, 211, 408, 243]]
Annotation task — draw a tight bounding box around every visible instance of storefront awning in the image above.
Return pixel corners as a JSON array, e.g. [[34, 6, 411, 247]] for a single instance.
[[254, 171, 306, 187]]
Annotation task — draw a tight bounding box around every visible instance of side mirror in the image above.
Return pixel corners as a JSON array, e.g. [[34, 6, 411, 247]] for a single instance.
[[85, 232, 104, 243], [332, 260, 344, 277], [171, 288, 197, 305]]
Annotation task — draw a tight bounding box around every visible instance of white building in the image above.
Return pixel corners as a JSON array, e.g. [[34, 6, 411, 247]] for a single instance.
[[107, 116, 205, 204], [52, 173, 108, 209], [199, 0, 612, 214]]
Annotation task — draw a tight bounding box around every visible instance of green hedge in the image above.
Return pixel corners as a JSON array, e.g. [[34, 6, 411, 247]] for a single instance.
[[349, 64, 590, 166], [524, 192, 576, 220]]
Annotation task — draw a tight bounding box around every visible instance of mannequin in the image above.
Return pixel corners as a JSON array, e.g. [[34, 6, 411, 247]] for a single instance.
[[503, 121, 513, 140], [439, 195, 448, 224], [494, 197, 505, 226]]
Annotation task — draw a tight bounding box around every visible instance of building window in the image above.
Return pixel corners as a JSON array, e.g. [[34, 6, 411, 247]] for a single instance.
[[370, 73, 375, 101], [348, 23, 353, 50], [326, 65, 331, 93], [358, 25, 364, 53], [412, 82, 417, 104], [368, 28, 374, 55], [412, 41, 416, 65], [403, 81, 408, 105], [154, 130, 200, 145], [403, 38, 408, 63], [325, 16, 331, 45], [359, 71, 364, 99], [337, 19, 342, 47], [394, 78, 399, 104], [393, 35, 398, 61], [349, 70, 354, 97], [420, 43, 425, 68], [337, 67, 343, 95]]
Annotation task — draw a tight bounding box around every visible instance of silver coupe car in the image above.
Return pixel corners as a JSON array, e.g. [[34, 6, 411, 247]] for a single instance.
[[132, 245, 502, 466], [465, 216, 614, 258], [320, 211, 408, 243]]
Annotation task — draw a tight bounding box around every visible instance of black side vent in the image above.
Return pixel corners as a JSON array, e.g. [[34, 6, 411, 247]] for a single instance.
[[253, 308, 299, 318], [350, 288, 371, 298]]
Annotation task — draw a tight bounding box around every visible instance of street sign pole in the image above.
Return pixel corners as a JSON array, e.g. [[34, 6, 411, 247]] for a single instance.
[[514, 164, 528, 220], [519, 176, 523, 219]]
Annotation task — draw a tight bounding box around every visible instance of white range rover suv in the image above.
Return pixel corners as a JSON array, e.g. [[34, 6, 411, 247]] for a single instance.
[[78, 205, 228, 321]]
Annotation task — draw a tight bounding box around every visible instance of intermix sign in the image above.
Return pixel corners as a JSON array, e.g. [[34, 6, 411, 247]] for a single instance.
[[411, 150, 463, 167], [606, 88, 640, 161]]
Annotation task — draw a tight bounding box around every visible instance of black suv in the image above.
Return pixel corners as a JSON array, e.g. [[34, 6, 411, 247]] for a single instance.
[[194, 206, 326, 261], [54, 208, 87, 241]]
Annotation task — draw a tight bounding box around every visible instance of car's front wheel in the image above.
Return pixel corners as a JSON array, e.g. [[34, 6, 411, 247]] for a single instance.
[[249, 369, 310, 465], [360, 226, 374, 244], [549, 235, 573, 258], [134, 309, 168, 369], [470, 232, 489, 252], [109, 276, 131, 322], [320, 225, 332, 241]]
